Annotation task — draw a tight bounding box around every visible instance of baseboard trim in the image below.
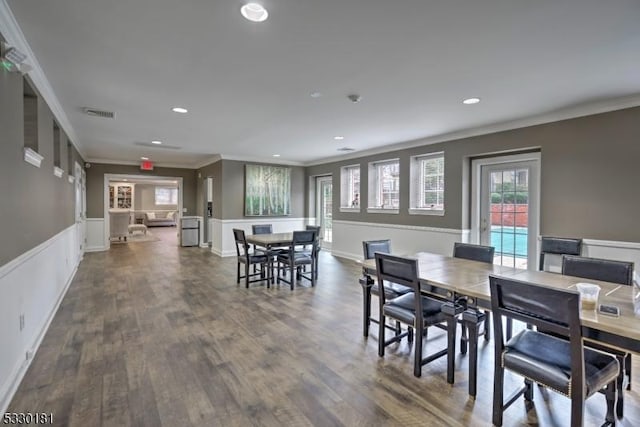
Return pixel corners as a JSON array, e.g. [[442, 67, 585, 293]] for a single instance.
[[330, 249, 361, 262]]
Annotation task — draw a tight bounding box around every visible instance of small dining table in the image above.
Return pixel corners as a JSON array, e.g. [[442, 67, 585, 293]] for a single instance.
[[360, 251, 640, 397], [245, 232, 294, 249]]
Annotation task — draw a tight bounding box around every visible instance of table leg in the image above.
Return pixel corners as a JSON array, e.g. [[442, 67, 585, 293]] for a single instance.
[[462, 309, 482, 398], [442, 302, 459, 385], [360, 275, 373, 337]]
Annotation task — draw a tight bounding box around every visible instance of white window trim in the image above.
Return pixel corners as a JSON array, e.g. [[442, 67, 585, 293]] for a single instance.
[[368, 158, 400, 211], [408, 208, 445, 216], [409, 152, 444, 213], [367, 208, 399, 214], [340, 207, 361, 213], [340, 164, 361, 212]]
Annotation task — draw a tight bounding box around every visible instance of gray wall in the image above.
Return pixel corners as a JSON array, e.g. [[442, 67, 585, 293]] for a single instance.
[[196, 160, 306, 220], [306, 106, 640, 242], [0, 70, 83, 266], [196, 160, 223, 219], [133, 183, 178, 211], [86, 164, 197, 218]]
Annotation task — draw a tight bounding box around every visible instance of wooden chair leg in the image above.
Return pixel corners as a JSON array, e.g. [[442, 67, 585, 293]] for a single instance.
[[236, 262, 240, 283], [625, 353, 632, 390], [378, 314, 386, 357], [483, 310, 491, 341], [414, 325, 423, 377], [492, 364, 505, 426], [245, 263, 250, 288], [604, 380, 617, 426]]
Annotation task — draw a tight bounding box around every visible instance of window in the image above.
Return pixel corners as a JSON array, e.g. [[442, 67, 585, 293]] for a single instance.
[[155, 187, 178, 205], [368, 159, 399, 213], [340, 164, 360, 211], [410, 152, 444, 215]]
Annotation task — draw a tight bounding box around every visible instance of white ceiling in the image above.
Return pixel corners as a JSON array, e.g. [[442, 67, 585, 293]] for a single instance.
[[5, 0, 640, 167]]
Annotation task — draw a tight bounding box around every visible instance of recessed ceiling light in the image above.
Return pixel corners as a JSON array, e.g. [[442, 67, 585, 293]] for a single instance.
[[241, 3, 268, 22], [310, 91, 322, 98], [123, 179, 128, 181], [171, 107, 188, 114], [462, 97, 481, 105], [334, 136, 345, 140], [151, 140, 162, 145], [273, 154, 281, 157], [141, 156, 149, 160]]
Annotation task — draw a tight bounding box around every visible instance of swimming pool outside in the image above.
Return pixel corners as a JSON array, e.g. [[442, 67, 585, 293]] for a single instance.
[[491, 226, 528, 258]]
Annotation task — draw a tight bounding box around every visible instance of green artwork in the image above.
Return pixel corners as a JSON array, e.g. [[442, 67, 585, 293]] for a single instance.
[[245, 165, 291, 216]]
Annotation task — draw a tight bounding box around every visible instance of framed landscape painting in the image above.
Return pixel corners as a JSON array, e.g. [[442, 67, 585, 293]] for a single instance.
[[245, 165, 291, 216]]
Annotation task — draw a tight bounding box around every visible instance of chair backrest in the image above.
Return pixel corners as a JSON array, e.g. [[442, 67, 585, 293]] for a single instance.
[[453, 242, 494, 264], [292, 230, 317, 247], [489, 275, 585, 395], [305, 225, 321, 234], [562, 255, 634, 286], [539, 236, 582, 271], [375, 253, 420, 308], [362, 239, 391, 260], [232, 228, 249, 257], [252, 224, 273, 235]]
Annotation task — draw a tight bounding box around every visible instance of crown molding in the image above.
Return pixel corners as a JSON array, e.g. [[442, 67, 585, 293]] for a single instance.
[[86, 158, 200, 170], [0, 1, 86, 160], [193, 154, 222, 169], [305, 95, 640, 166], [219, 154, 304, 166]]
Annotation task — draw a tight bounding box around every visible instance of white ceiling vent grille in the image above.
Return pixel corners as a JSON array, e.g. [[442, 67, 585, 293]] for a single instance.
[[83, 108, 115, 119]]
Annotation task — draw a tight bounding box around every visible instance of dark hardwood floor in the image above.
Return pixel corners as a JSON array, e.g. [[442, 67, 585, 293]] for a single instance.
[[8, 229, 640, 426]]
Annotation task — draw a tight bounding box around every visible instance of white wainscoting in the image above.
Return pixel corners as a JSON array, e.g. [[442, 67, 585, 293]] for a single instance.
[[542, 238, 640, 274], [330, 220, 471, 261], [0, 224, 81, 414], [85, 218, 106, 252], [211, 217, 311, 257]]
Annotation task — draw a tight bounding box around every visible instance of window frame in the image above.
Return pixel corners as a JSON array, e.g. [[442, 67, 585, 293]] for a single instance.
[[155, 187, 178, 205], [367, 158, 400, 214], [409, 152, 445, 216], [339, 164, 361, 212]]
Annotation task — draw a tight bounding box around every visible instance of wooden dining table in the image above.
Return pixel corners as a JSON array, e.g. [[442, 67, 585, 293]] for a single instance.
[[360, 251, 640, 397], [245, 232, 294, 249]]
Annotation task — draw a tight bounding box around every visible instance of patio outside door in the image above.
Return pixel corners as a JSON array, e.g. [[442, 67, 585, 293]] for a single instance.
[[316, 176, 332, 247], [475, 154, 539, 270]]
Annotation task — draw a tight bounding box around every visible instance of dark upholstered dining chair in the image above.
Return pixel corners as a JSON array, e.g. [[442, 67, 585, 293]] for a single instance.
[[489, 275, 618, 427], [305, 225, 322, 279], [251, 224, 273, 235], [276, 230, 317, 289], [361, 240, 412, 338], [539, 236, 582, 271], [452, 242, 494, 345], [562, 254, 634, 417], [375, 253, 449, 377], [232, 228, 270, 288]]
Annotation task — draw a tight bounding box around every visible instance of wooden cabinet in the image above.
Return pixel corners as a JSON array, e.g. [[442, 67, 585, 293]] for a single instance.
[[109, 183, 135, 209]]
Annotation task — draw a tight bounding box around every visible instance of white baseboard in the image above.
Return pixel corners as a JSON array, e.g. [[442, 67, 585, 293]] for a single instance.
[[0, 224, 81, 414]]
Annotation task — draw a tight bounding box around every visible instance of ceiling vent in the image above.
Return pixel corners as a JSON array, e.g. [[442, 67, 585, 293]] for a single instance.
[[337, 147, 355, 152], [133, 141, 182, 150], [83, 108, 115, 119]]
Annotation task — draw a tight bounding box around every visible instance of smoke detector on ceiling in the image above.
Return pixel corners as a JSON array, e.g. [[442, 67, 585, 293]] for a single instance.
[[83, 108, 116, 119], [347, 94, 361, 103]]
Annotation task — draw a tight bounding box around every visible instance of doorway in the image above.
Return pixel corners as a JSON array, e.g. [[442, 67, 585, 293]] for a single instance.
[[103, 174, 184, 248], [472, 153, 540, 270], [316, 176, 333, 248]]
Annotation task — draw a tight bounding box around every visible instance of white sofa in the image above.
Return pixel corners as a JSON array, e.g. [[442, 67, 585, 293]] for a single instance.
[[144, 211, 177, 227]]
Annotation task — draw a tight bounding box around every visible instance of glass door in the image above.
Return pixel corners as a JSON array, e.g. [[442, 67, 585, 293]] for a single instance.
[[316, 176, 333, 247], [477, 157, 539, 269]]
